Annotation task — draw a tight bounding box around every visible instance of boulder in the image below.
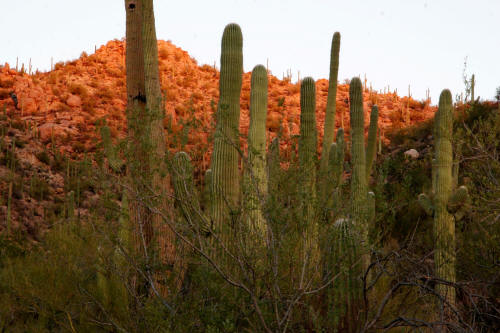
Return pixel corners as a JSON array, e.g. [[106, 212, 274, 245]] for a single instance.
[[66, 94, 82, 107], [404, 148, 419, 159]]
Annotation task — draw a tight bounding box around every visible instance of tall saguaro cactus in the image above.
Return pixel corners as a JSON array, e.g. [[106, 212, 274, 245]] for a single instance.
[[124, 0, 177, 296], [210, 23, 243, 246], [349, 77, 369, 245], [418, 89, 469, 309], [320, 32, 341, 188], [245, 65, 269, 239], [299, 77, 318, 261]]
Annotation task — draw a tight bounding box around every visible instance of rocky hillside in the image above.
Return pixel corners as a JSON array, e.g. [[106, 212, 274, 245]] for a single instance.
[[0, 40, 438, 238], [0, 40, 436, 169]]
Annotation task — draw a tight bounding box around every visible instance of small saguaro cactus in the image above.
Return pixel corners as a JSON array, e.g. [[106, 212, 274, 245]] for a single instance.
[[210, 23, 243, 246], [328, 217, 362, 332], [470, 74, 475, 102], [320, 32, 341, 193], [323, 128, 345, 218], [267, 137, 280, 196], [245, 64, 269, 239], [365, 105, 379, 182], [329, 128, 345, 190], [418, 89, 469, 308], [171, 152, 209, 235], [100, 125, 124, 172]]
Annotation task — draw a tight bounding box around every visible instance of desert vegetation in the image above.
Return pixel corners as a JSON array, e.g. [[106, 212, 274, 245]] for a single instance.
[[0, 1, 498, 332]]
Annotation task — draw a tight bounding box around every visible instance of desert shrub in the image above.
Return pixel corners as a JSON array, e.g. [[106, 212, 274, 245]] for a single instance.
[[68, 83, 89, 99]]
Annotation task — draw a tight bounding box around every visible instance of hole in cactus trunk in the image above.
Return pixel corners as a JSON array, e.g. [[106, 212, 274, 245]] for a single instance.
[[128, 2, 136, 10]]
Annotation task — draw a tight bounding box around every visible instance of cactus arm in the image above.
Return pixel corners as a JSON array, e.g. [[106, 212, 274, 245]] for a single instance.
[[447, 185, 469, 214], [418, 193, 434, 216]]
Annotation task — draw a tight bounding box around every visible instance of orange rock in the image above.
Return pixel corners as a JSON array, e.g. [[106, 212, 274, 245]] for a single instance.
[[38, 123, 76, 142], [20, 97, 38, 114], [66, 94, 82, 107]]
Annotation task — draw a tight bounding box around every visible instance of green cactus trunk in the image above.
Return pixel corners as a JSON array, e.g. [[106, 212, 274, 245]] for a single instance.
[[245, 65, 269, 240], [349, 77, 368, 248], [433, 89, 456, 307], [320, 32, 341, 191], [210, 23, 243, 249], [124, 0, 177, 296], [267, 137, 280, 196], [328, 218, 362, 332], [298, 77, 318, 265], [172, 152, 209, 236], [324, 128, 345, 219], [365, 105, 378, 182], [202, 169, 212, 214], [100, 125, 123, 172]]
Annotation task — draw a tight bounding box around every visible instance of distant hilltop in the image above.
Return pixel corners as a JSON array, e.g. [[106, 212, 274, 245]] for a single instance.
[[0, 39, 436, 168]]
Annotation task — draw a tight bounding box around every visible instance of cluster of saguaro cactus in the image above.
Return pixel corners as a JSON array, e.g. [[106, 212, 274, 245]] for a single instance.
[[418, 89, 469, 308]]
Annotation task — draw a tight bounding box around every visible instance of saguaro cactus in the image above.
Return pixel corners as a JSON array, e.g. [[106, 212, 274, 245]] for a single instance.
[[100, 125, 123, 172], [418, 89, 469, 308], [245, 64, 269, 238], [299, 77, 318, 260], [365, 105, 378, 182], [470, 74, 475, 102], [210, 23, 243, 246], [124, 0, 177, 296], [172, 152, 209, 235], [324, 128, 345, 215], [267, 137, 280, 196], [320, 32, 341, 189], [349, 77, 369, 245]]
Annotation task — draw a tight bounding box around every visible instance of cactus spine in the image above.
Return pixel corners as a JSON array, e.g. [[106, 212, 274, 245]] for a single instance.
[[210, 23, 243, 245], [365, 105, 379, 182], [418, 90, 469, 308], [299, 77, 318, 260], [320, 32, 341, 192], [245, 65, 269, 238]]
